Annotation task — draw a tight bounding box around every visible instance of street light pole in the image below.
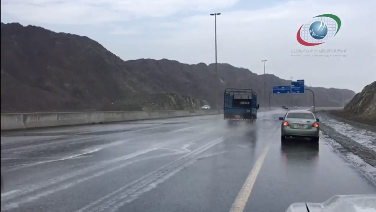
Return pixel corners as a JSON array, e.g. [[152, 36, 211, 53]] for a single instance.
[[210, 13, 221, 109], [261, 60, 267, 107]]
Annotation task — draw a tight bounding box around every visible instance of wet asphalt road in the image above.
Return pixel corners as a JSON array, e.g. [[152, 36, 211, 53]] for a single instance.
[[1, 109, 375, 212]]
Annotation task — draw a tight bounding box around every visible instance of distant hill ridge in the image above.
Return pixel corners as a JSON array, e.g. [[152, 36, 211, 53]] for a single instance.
[[1, 22, 356, 112]]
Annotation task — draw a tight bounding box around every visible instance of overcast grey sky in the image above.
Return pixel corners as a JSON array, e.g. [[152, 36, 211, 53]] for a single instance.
[[1, 0, 375, 92]]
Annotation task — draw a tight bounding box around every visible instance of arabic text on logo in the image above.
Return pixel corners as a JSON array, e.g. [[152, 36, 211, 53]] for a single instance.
[[297, 14, 341, 46]]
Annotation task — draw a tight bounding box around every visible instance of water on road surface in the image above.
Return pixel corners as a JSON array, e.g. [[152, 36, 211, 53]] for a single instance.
[[1, 110, 375, 212]]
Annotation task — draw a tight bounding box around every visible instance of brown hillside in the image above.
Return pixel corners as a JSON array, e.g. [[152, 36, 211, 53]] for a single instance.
[[1, 22, 356, 112]]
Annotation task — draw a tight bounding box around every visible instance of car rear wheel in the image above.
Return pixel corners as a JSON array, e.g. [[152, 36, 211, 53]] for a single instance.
[[281, 136, 286, 142]]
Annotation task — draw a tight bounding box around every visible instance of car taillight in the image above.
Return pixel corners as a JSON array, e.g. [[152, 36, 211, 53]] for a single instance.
[[283, 121, 289, 126], [312, 122, 319, 127]]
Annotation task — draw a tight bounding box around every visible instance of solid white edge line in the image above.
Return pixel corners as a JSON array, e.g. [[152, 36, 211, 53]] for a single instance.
[[229, 142, 271, 212]]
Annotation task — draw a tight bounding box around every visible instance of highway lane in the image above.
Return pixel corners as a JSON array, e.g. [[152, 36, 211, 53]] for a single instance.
[[1, 110, 375, 212]]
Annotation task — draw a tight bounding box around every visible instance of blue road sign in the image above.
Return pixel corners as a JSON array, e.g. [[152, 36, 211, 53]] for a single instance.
[[273, 85, 291, 94], [291, 80, 305, 94]]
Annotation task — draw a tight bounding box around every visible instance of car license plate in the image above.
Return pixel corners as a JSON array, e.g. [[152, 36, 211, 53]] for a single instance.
[[296, 124, 305, 128]]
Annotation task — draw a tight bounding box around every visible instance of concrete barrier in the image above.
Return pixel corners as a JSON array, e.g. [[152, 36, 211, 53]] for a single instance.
[[1, 114, 26, 130], [58, 112, 87, 126], [1, 109, 222, 131], [134, 111, 149, 120], [103, 112, 123, 122], [24, 113, 59, 128], [175, 111, 189, 117], [158, 111, 170, 119], [86, 112, 106, 124], [147, 111, 159, 119]]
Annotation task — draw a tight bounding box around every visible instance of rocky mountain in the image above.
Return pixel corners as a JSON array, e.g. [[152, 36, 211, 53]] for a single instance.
[[1, 22, 356, 112], [101, 93, 209, 111], [345, 81, 376, 119]]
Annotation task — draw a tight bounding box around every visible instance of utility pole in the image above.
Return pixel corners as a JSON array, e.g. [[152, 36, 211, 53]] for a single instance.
[[210, 13, 221, 109], [261, 60, 267, 107]]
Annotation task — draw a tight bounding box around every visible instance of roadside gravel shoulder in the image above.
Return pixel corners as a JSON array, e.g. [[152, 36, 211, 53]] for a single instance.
[[316, 112, 376, 167], [327, 110, 376, 133]]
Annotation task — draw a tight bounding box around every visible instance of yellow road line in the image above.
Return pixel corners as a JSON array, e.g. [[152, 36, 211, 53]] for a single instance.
[[229, 142, 271, 212]]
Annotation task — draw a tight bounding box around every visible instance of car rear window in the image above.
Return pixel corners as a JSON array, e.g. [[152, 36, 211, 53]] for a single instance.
[[287, 112, 315, 119]]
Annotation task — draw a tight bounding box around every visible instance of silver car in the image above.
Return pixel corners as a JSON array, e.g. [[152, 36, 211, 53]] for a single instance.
[[279, 110, 319, 142]]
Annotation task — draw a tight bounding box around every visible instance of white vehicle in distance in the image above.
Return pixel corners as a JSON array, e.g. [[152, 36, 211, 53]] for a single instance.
[[201, 105, 210, 110]]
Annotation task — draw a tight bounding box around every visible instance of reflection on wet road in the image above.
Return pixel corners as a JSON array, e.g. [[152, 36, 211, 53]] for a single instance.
[[281, 140, 319, 166], [1, 110, 375, 212]]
